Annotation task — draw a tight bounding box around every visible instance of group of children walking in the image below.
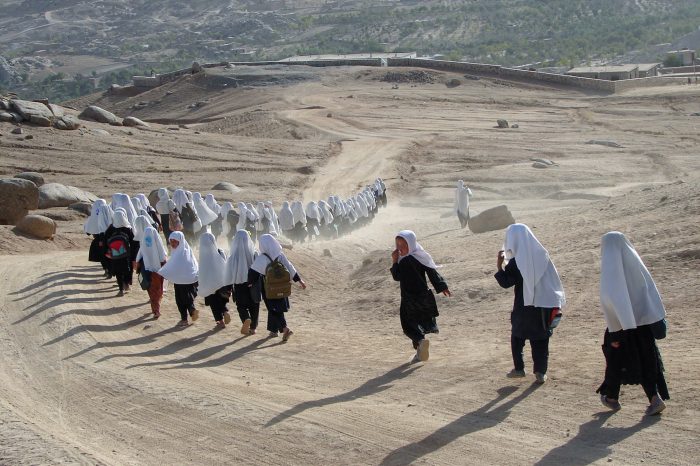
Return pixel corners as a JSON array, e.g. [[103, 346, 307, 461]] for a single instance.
[[84, 180, 381, 337], [84, 179, 670, 417]]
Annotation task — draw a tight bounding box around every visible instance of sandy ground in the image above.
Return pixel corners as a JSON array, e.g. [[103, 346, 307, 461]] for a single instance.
[[0, 67, 699, 465]]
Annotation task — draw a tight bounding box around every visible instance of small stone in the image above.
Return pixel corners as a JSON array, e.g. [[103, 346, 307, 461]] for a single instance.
[[497, 119, 509, 128], [11, 127, 22, 135], [511, 124, 519, 128], [326, 113, 333, 118], [323, 249, 332, 257], [24, 134, 33, 140]]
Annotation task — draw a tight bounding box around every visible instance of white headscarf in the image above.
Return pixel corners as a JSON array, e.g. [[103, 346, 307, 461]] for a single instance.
[[305, 201, 321, 221], [192, 192, 218, 227], [97, 203, 114, 233], [133, 215, 152, 241], [455, 180, 473, 215], [396, 230, 439, 270], [291, 201, 307, 225], [318, 200, 334, 225], [246, 203, 259, 222], [220, 202, 234, 238], [136, 193, 150, 208], [197, 232, 228, 297], [250, 234, 297, 277], [84, 199, 107, 234], [600, 232, 665, 332], [155, 188, 171, 214], [111, 210, 132, 229], [136, 226, 168, 272], [172, 189, 190, 213], [205, 194, 221, 215], [503, 224, 565, 308], [157, 231, 198, 284], [131, 196, 144, 214], [265, 201, 280, 235], [236, 202, 248, 231], [111, 193, 137, 225], [228, 230, 257, 284], [278, 201, 295, 231], [256, 201, 267, 230]]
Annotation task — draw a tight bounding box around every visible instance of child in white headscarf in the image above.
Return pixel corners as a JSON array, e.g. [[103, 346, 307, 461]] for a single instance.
[[85, 199, 113, 277], [155, 188, 172, 238], [158, 231, 199, 326], [228, 230, 259, 335], [278, 201, 295, 240], [135, 226, 168, 318], [172, 189, 199, 244], [249, 234, 306, 340], [199, 232, 233, 328], [454, 180, 473, 228], [596, 232, 669, 416], [290, 201, 307, 243], [205, 194, 223, 239], [495, 223, 565, 384], [105, 210, 135, 296], [391, 230, 451, 363]]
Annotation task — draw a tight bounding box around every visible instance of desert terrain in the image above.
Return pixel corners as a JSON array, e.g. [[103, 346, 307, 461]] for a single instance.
[[0, 66, 699, 465]]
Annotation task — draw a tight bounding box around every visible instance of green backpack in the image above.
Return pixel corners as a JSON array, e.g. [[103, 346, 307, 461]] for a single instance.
[[263, 253, 292, 299]]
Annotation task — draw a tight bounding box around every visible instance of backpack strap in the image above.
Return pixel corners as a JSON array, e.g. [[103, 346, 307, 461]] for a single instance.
[[263, 253, 273, 263]]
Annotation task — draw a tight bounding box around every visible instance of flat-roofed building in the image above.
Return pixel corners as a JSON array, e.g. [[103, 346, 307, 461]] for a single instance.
[[567, 65, 640, 81], [666, 49, 696, 66]]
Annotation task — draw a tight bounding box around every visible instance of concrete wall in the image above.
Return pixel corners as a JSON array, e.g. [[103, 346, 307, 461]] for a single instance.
[[612, 76, 690, 92]]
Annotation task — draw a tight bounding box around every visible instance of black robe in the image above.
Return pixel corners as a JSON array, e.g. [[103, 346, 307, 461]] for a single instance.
[[494, 258, 552, 341], [391, 255, 448, 342]]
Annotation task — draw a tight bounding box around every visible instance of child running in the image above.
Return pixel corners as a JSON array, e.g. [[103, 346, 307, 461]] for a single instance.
[[391, 230, 451, 363], [158, 231, 200, 327], [248, 234, 306, 341]]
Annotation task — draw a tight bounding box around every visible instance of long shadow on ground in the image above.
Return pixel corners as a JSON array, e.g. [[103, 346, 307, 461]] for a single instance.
[[265, 362, 420, 428], [534, 411, 661, 465], [380, 384, 539, 465]]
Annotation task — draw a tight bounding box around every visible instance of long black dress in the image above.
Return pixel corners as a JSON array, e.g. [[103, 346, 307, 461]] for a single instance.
[[390, 255, 448, 346], [597, 325, 669, 402]]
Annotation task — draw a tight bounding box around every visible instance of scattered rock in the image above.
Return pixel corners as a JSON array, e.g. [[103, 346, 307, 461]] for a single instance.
[[14, 172, 44, 186], [586, 140, 623, 148], [211, 182, 241, 193], [38, 183, 97, 208], [11, 127, 22, 135], [9, 99, 54, 122], [0, 111, 13, 122], [532, 162, 550, 169], [497, 119, 509, 128], [15, 214, 56, 239], [326, 112, 333, 118], [0, 178, 40, 224], [79, 105, 120, 124], [464, 74, 481, 80], [123, 116, 149, 127], [468, 205, 515, 234], [445, 78, 462, 88], [192, 61, 203, 73], [68, 201, 93, 216], [511, 124, 519, 128], [24, 134, 33, 140], [91, 128, 110, 136], [530, 158, 555, 165], [54, 115, 80, 130], [323, 249, 332, 257]]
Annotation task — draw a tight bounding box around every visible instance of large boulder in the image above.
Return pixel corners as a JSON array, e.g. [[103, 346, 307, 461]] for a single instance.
[[78, 105, 120, 124], [68, 201, 92, 216], [38, 183, 97, 208], [212, 182, 241, 193], [54, 115, 81, 130], [9, 99, 54, 122], [29, 114, 52, 127], [468, 205, 515, 234], [0, 178, 40, 224], [0, 111, 14, 122], [123, 116, 149, 127], [14, 172, 45, 186], [15, 214, 56, 239]]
